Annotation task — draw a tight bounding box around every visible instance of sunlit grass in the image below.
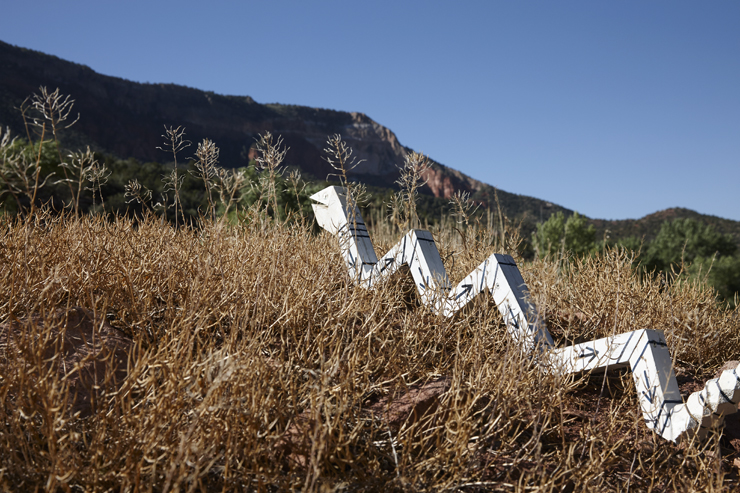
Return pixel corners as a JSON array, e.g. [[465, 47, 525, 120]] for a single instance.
[[0, 205, 738, 491]]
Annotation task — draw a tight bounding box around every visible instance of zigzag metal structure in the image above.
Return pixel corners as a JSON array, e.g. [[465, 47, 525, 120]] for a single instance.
[[311, 186, 740, 442]]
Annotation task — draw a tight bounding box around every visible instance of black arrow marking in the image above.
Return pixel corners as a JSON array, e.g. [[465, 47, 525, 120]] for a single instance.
[[508, 306, 520, 330], [642, 371, 656, 405], [418, 267, 428, 290], [577, 346, 598, 365], [456, 284, 473, 300], [643, 387, 657, 405], [380, 257, 394, 273]]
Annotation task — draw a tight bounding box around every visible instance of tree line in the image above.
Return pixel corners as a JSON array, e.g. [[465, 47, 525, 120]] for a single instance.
[[532, 210, 740, 306]]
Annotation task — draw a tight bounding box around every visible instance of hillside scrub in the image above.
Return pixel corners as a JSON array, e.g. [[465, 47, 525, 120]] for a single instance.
[[1, 207, 740, 491], [531, 211, 596, 259]]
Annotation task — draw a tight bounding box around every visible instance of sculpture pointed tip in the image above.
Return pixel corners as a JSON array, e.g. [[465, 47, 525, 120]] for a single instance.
[[311, 186, 349, 235], [310, 186, 346, 206]]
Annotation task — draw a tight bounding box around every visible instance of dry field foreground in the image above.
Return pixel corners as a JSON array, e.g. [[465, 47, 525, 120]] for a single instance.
[[1, 211, 740, 492]]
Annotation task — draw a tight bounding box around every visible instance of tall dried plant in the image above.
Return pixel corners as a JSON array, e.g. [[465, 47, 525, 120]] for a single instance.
[[323, 134, 358, 187], [124, 178, 153, 213], [0, 126, 25, 212], [287, 168, 306, 223], [392, 151, 430, 231], [448, 190, 481, 260], [28, 87, 80, 214], [449, 190, 479, 228], [215, 167, 248, 222], [61, 146, 97, 215], [157, 125, 191, 227], [86, 160, 110, 213], [323, 134, 367, 226], [191, 138, 220, 221], [0, 125, 55, 216], [254, 132, 288, 221]]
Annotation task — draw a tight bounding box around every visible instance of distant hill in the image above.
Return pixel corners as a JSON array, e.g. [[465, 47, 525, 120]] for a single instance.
[[1, 39, 738, 244], [592, 208, 740, 248]]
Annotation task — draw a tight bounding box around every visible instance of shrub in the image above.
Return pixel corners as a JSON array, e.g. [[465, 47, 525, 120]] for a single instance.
[[642, 218, 737, 273], [532, 210, 596, 258]]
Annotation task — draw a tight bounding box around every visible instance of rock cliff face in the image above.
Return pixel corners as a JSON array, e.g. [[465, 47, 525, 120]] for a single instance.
[[0, 39, 564, 216], [1, 41, 412, 186]]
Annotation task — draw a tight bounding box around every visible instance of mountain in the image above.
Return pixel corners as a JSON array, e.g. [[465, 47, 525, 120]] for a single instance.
[[1, 39, 738, 245], [0, 40, 571, 221]]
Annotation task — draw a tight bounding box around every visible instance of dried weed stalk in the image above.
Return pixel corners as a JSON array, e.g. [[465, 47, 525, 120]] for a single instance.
[[61, 146, 98, 215], [86, 158, 110, 212], [323, 134, 367, 228], [0, 126, 55, 215], [124, 178, 153, 212], [393, 151, 430, 230], [28, 87, 80, 213], [158, 125, 191, 227], [287, 168, 306, 223], [191, 138, 220, 220], [254, 132, 288, 220], [215, 167, 247, 221]]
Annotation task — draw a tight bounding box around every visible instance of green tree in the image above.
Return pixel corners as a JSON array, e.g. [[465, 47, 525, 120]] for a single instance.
[[687, 255, 740, 306], [642, 218, 737, 273], [639, 218, 740, 306], [532, 211, 596, 258], [614, 235, 644, 255], [0, 136, 69, 214]]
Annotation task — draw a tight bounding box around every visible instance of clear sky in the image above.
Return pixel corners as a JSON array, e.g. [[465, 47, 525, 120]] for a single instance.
[[1, 1, 738, 220]]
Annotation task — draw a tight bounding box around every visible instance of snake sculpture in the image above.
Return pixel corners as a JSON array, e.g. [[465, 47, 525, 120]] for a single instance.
[[311, 185, 740, 442]]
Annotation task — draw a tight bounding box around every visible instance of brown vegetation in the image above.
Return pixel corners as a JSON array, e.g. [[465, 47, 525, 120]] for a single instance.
[[0, 202, 739, 491]]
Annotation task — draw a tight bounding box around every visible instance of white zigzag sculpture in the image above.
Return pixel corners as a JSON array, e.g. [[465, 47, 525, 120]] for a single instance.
[[311, 186, 740, 442]]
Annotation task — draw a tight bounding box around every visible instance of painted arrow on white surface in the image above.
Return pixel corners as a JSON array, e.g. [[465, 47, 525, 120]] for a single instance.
[[311, 185, 740, 442], [311, 186, 553, 350], [550, 329, 740, 441]]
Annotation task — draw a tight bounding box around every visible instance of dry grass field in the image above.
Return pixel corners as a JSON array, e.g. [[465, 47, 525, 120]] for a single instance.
[[1, 202, 739, 491], [1, 92, 740, 489]]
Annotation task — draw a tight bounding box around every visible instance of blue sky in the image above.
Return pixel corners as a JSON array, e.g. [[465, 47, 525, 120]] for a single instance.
[[1, 1, 738, 220]]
